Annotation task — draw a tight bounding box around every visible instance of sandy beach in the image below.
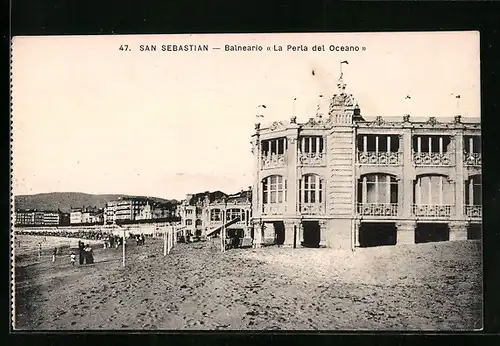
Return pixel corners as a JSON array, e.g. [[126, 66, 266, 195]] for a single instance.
[[13, 236, 482, 330]]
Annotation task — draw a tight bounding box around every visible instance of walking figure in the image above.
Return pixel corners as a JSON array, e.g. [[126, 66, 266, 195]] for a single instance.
[[52, 247, 57, 262], [70, 252, 76, 266], [78, 241, 85, 265]]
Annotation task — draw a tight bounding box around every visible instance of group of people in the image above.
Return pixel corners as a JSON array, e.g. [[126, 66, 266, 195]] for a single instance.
[[76, 240, 94, 265], [103, 234, 123, 249], [131, 233, 146, 246], [19, 229, 109, 241]]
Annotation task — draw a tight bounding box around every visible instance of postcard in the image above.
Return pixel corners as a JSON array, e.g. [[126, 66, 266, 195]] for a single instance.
[[11, 32, 482, 330]]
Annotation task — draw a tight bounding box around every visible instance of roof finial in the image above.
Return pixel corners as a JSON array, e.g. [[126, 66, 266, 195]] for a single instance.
[[338, 60, 348, 93], [451, 93, 461, 115], [316, 94, 324, 118]]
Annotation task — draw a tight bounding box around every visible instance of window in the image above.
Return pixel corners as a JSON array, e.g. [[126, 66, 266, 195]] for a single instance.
[[465, 175, 482, 206], [357, 135, 399, 153], [261, 138, 287, 156], [358, 174, 398, 204], [413, 175, 451, 205], [413, 135, 451, 153], [226, 209, 242, 221], [299, 174, 323, 203], [185, 219, 193, 226], [210, 209, 221, 221], [262, 175, 286, 204], [464, 136, 481, 154], [299, 136, 324, 153]]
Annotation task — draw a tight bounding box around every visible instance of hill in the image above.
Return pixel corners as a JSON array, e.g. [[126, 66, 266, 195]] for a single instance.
[[14, 192, 178, 213]]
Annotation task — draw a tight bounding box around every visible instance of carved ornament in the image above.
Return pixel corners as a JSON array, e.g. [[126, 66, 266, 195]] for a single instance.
[[427, 117, 438, 126], [330, 93, 355, 108], [269, 121, 285, 131]]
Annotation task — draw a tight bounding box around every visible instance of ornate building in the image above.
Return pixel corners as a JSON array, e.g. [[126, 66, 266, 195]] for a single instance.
[[250, 72, 481, 249], [179, 189, 252, 241]]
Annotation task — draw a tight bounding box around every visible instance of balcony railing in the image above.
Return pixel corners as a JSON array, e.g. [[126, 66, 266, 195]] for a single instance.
[[298, 152, 326, 166], [357, 203, 398, 217], [227, 220, 248, 228], [262, 153, 285, 169], [299, 203, 326, 215], [412, 152, 454, 167], [209, 220, 223, 227], [464, 152, 481, 167], [465, 205, 482, 218], [357, 151, 402, 166], [262, 204, 287, 215], [412, 204, 453, 218], [209, 219, 248, 227]]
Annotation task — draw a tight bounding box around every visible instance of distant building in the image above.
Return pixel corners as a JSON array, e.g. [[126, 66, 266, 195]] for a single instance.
[[43, 211, 60, 225], [60, 212, 70, 226], [136, 203, 153, 220], [70, 206, 104, 224], [70, 208, 83, 224], [179, 191, 227, 237], [14, 209, 60, 226], [178, 189, 252, 239], [104, 197, 175, 224], [14, 209, 36, 226]]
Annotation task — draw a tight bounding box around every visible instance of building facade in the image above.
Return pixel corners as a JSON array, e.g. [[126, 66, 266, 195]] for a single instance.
[[70, 208, 83, 224], [250, 73, 481, 249], [104, 198, 149, 224], [178, 190, 252, 240], [70, 207, 104, 224], [14, 209, 61, 226], [104, 197, 177, 224]]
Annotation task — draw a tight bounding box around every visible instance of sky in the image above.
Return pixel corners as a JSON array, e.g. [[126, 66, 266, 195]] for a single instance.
[[11, 32, 480, 200]]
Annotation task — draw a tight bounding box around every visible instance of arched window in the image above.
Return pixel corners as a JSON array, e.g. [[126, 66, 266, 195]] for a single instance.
[[299, 174, 323, 203], [358, 174, 398, 204], [465, 175, 482, 206], [262, 175, 287, 204], [413, 174, 452, 205]]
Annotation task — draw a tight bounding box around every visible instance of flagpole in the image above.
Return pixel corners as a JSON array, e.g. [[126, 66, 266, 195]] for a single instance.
[[163, 225, 167, 256], [405, 95, 412, 115], [122, 228, 126, 267]]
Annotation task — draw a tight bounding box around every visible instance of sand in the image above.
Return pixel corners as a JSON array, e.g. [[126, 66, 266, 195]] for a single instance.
[[13, 236, 482, 330]]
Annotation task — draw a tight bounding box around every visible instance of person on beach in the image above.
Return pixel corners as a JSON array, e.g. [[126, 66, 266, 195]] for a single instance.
[[70, 252, 76, 266], [78, 241, 85, 265], [84, 244, 94, 264], [52, 247, 57, 262], [38, 243, 42, 257]]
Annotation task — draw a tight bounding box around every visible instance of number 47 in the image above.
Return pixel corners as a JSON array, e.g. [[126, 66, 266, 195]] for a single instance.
[[119, 45, 129, 51]]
